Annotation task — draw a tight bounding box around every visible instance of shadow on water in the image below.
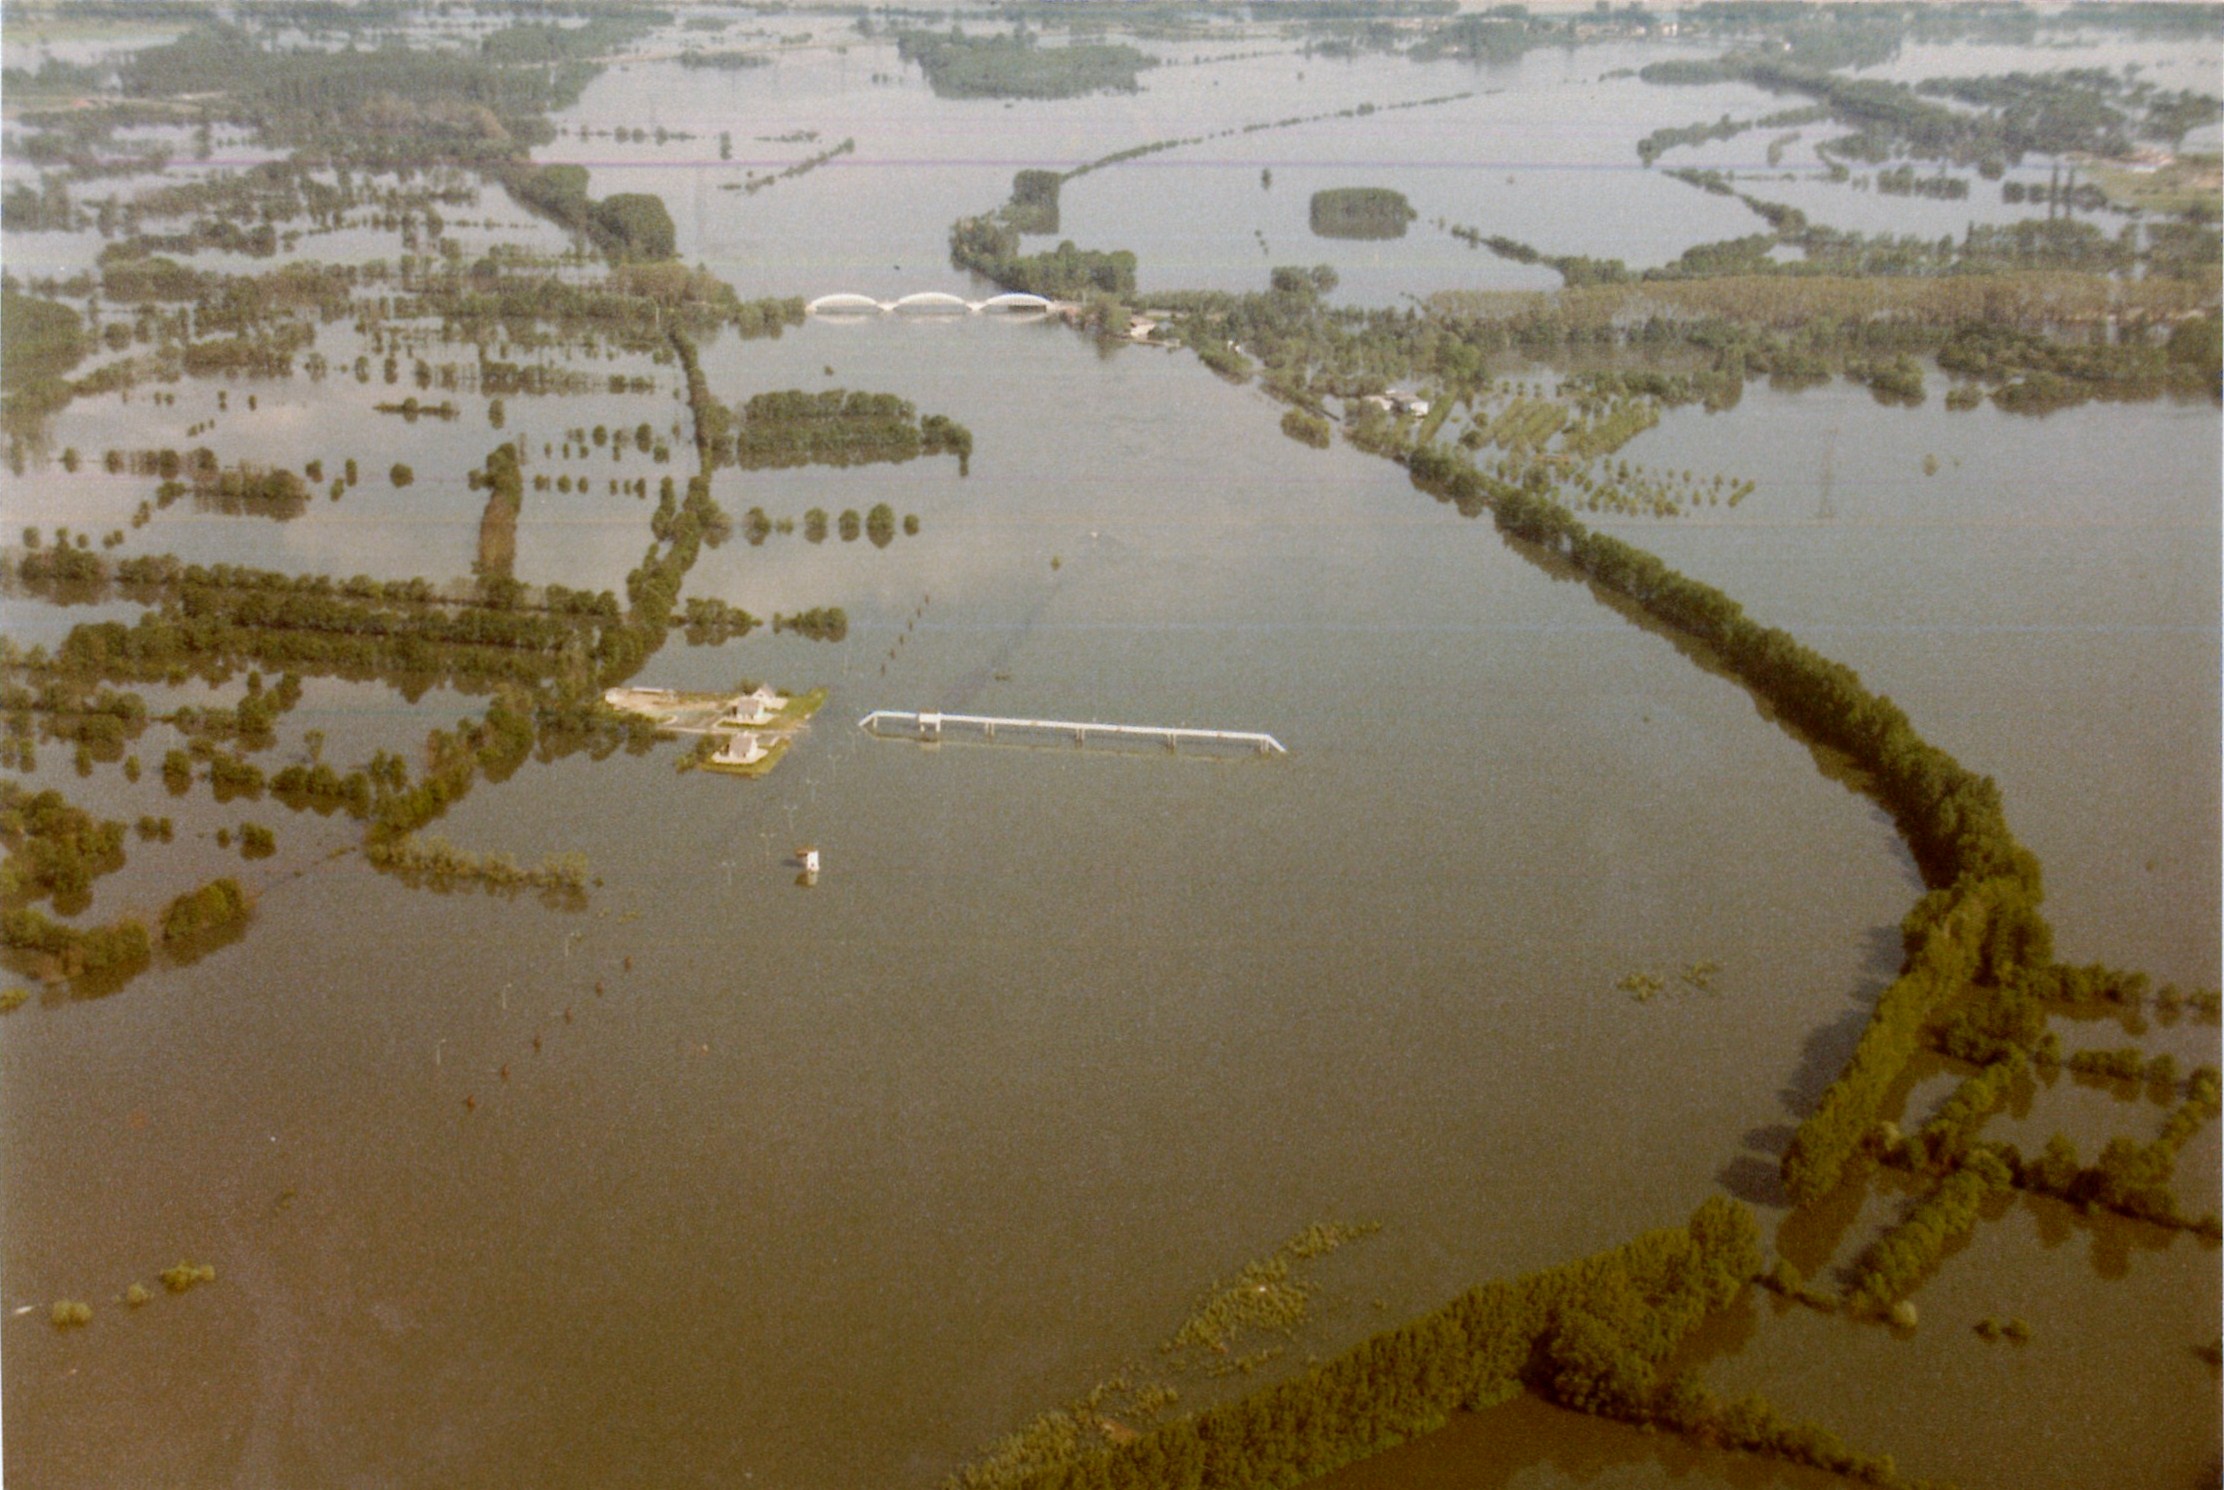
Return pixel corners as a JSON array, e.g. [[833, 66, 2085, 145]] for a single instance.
[[1773, 1165, 1874, 1280], [1719, 923, 1905, 1212], [1675, 1285, 1764, 1370], [2021, 1189, 2217, 1281], [1775, 956, 1894, 1120], [1718, 1148, 1790, 1210]]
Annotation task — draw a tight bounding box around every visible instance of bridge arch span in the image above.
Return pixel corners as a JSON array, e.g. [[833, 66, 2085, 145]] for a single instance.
[[976, 292, 1055, 313], [806, 293, 888, 314], [889, 291, 972, 314]]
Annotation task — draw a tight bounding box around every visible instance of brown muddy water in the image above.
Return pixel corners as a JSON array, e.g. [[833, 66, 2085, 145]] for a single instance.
[[2, 15, 2217, 1490]]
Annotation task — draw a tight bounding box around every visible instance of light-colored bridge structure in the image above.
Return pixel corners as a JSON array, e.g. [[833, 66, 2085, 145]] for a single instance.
[[807, 291, 1064, 316], [860, 709, 1287, 756]]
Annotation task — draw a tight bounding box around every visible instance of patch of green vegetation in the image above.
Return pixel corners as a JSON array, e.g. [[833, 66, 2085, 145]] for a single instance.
[[952, 1220, 1377, 1489], [363, 833, 587, 894], [1004, 169, 1062, 235], [1, 282, 87, 432], [159, 1259, 216, 1293], [0, 782, 128, 913], [678, 49, 770, 71], [1847, 1149, 2013, 1313], [725, 390, 971, 472], [772, 607, 848, 643], [896, 29, 1155, 100], [954, 1198, 1926, 1490], [950, 216, 1137, 300], [474, 443, 525, 581], [2084, 152, 2223, 218], [2, 905, 151, 985], [1281, 408, 1332, 448], [1167, 1220, 1378, 1359], [1617, 970, 1666, 1001], [1638, 112, 1754, 167], [1996, 1067, 2222, 1232], [160, 877, 251, 945], [1876, 165, 1968, 201], [1646, 54, 2221, 184], [502, 163, 677, 262], [722, 138, 854, 198], [119, 21, 589, 169], [1309, 187, 1416, 241], [678, 597, 758, 646]]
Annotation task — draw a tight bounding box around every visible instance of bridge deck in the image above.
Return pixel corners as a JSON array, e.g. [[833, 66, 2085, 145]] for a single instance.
[[806, 292, 1067, 315], [859, 709, 1286, 754]]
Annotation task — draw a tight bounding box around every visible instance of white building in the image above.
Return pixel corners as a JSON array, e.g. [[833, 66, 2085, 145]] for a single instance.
[[714, 731, 768, 767], [723, 686, 783, 727]]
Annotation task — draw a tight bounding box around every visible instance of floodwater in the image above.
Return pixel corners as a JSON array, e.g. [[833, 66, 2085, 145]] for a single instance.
[[1626, 381, 2222, 986], [2, 14, 2217, 1490]]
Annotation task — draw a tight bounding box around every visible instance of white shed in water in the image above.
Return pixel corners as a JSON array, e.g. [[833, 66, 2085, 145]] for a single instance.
[[724, 686, 783, 727], [714, 732, 767, 767]]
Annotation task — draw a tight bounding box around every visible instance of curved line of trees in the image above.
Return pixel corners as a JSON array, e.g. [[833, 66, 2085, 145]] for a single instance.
[[970, 1197, 1940, 1490], [1398, 443, 2050, 1208]]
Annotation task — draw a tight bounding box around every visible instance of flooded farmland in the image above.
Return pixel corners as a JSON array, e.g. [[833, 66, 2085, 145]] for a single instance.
[[1, 5, 2217, 1489]]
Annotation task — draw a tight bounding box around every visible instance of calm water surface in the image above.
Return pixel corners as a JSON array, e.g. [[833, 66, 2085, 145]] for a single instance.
[[3, 317, 1919, 1488], [1, 24, 2216, 1490]]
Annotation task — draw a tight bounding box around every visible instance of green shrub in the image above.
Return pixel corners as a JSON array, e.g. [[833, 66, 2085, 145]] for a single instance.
[[161, 878, 250, 943]]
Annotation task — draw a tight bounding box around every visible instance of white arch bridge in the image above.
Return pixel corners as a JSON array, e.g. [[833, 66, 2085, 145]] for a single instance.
[[806, 291, 1066, 316]]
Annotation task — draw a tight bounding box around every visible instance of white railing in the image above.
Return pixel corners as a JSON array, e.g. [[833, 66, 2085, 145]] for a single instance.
[[859, 709, 1286, 755], [806, 292, 1062, 315]]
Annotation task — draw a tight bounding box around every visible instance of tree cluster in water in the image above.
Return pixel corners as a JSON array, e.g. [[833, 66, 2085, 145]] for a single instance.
[[1308, 187, 1417, 241], [895, 27, 1156, 100], [727, 389, 973, 473]]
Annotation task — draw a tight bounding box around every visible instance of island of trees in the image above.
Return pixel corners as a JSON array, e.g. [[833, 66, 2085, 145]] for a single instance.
[[1309, 187, 1417, 241], [896, 27, 1156, 100], [727, 389, 974, 473]]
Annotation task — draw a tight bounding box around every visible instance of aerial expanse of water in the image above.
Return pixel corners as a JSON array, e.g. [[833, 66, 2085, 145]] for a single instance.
[[1, 12, 2216, 1490]]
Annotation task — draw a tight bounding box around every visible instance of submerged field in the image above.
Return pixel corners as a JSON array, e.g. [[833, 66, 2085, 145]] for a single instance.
[[1, 4, 2218, 1488]]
